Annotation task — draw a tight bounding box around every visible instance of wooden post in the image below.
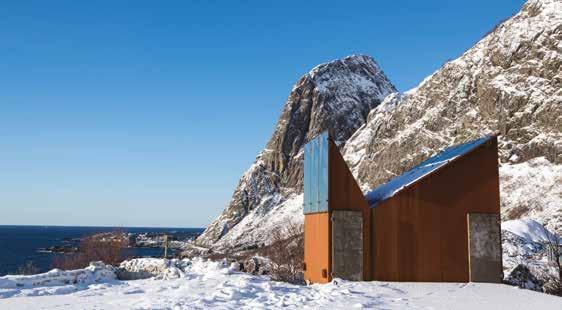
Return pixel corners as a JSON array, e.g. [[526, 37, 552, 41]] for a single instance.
[[163, 235, 168, 258]]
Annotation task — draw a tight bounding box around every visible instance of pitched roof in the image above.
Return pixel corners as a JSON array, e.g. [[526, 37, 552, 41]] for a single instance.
[[365, 135, 494, 208]]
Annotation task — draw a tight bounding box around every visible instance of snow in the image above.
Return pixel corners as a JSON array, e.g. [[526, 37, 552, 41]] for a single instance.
[[502, 219, 560, 244], [1, 258, 561, 309], [211, 194, 304, 250], [308, 55, 394, 101], [501, 219, 561, 290], [118, 258, 193, 280], [499, 157, 562, 234], [0, 262, 116, 299]]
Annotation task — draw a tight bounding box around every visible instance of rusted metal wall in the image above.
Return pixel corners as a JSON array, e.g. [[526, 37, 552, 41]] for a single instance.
[[304, 212, 331, 284], [329, 140, 370, 280], [370, 137, 500, 282]]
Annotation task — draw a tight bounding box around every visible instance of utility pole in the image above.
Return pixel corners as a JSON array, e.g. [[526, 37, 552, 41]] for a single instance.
[[163, 235, 169, 258]]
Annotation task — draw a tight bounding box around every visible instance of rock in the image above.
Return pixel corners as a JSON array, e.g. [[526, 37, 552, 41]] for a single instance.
[[241, 257, 270, 275], [198, 0, 562, 251], [343, 0, 562, 234], [505, 264, 543, 291], [197, 55, 396, 249], [117, 258, 189, 280]]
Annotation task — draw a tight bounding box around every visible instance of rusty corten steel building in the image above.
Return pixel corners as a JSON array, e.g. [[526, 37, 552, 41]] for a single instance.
[[303, 133, 502, 284]]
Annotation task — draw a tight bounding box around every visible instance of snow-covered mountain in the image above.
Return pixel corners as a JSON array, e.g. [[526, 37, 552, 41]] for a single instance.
[[198, 0, 562, 250], [342, 0, 561, 234], [196, 55, 396, 248]]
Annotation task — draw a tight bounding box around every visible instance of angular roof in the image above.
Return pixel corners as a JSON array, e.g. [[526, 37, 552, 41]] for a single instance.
[[365, 135, 494, 208]]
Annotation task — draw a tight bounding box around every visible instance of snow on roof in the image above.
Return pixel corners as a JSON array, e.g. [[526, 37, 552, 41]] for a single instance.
[[365, 135, 494, 208]]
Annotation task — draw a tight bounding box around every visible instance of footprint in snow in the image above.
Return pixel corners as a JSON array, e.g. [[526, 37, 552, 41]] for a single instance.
[[121, 288, 145, 295]]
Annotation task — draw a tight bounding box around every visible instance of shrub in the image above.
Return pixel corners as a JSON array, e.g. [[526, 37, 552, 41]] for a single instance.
[[261, 221, 304, 284], [16, 261, 40, 275], [52, 231, 129, 270]]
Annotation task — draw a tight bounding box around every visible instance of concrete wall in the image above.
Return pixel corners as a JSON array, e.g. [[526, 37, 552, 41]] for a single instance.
[[467, 213, 503, 283], [332, 211, 363, 281]]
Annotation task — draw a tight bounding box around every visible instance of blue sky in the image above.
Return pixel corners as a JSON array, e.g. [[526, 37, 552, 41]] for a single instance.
[[0, 0, 524, 227]]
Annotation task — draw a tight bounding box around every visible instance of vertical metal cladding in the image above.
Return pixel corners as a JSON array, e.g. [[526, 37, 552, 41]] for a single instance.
[[303, 132, 329, 214], [304, 132, 371, 283], [304, 213, 331, 284], [370, 137, 501, 282], [303, 132, 331, 284], [305, 133, 501, 284]]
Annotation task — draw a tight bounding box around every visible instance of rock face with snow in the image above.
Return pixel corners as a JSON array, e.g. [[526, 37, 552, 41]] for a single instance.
[[343, 0, 562, 233], [502, 219, 561, 293], [197, 55, 396, 248], [200, 0, 561, 251]]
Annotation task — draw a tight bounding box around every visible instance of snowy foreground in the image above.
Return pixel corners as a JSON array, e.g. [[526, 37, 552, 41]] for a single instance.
[[0, 258, 560, 310], [1, 219, 561, 309]]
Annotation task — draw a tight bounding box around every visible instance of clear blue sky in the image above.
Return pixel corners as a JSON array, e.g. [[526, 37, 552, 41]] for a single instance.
[[0, 0, 524, 228]]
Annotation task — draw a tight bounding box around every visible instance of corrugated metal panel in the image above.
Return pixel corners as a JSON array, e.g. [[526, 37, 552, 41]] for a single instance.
[[311, 138, 319, 213], [304, 142, 311, 213], [303, 132, 329, 214], [318, 133, 329, 212]]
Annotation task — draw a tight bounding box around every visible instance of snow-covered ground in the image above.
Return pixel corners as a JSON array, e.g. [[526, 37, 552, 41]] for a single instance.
[[1, 256, 561, 309], [1, 219, 560, 309]]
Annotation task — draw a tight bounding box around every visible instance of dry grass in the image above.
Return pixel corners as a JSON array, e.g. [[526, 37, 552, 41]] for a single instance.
[[539, 224, 562, 296], [16, 261, 40, 275], [52, 231, 130, 270], [260, 221, 304, 284]]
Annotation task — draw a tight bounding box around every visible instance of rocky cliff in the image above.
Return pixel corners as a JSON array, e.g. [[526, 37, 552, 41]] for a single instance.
[[198, 0, 562, 250], [343, 0, 561, 233], [196, 55, 396, 248]]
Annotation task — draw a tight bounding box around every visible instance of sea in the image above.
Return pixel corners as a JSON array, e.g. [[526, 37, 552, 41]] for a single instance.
[[0, 225, 204, 276]]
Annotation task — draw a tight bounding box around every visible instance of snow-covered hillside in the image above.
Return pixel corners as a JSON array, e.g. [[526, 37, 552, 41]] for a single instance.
[[1, 258, 561, 309], [197, 55, 396, 249], [199, 0, 562, 251], [343, 0, 562, 234], [500, 158, 562, 233]]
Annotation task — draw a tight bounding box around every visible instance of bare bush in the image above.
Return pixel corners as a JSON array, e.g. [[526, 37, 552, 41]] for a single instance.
[[16, 261, 40, 275], [539, 224, 562, 296], [53, 231, 129, 270], [261, 221, 304, 284]]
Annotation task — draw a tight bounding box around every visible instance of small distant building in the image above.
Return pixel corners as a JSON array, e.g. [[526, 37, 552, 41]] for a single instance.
[[303, 133, 502, 284]]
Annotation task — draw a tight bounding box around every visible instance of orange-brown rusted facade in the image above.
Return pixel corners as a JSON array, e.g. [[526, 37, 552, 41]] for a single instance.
[[304, 212, 331, 283], [370, 137, 500, 282], [303, 134, 501, 284], [304, 139, 369, 284], [329, 141, 371, 280]]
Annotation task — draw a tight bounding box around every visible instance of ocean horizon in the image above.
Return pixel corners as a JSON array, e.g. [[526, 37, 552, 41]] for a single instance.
[[0, 225, 204, 276]]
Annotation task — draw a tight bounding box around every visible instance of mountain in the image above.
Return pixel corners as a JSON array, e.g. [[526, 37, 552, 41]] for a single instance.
[[342, 0, 561, 233], [196, 55, 396, 248], [198, 0, 562, 250]]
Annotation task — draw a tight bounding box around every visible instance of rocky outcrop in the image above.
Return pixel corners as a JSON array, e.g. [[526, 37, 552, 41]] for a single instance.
[[199, 0, 561, 250], [343, 0, 562, 233], [196, 55, 396, 248]]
